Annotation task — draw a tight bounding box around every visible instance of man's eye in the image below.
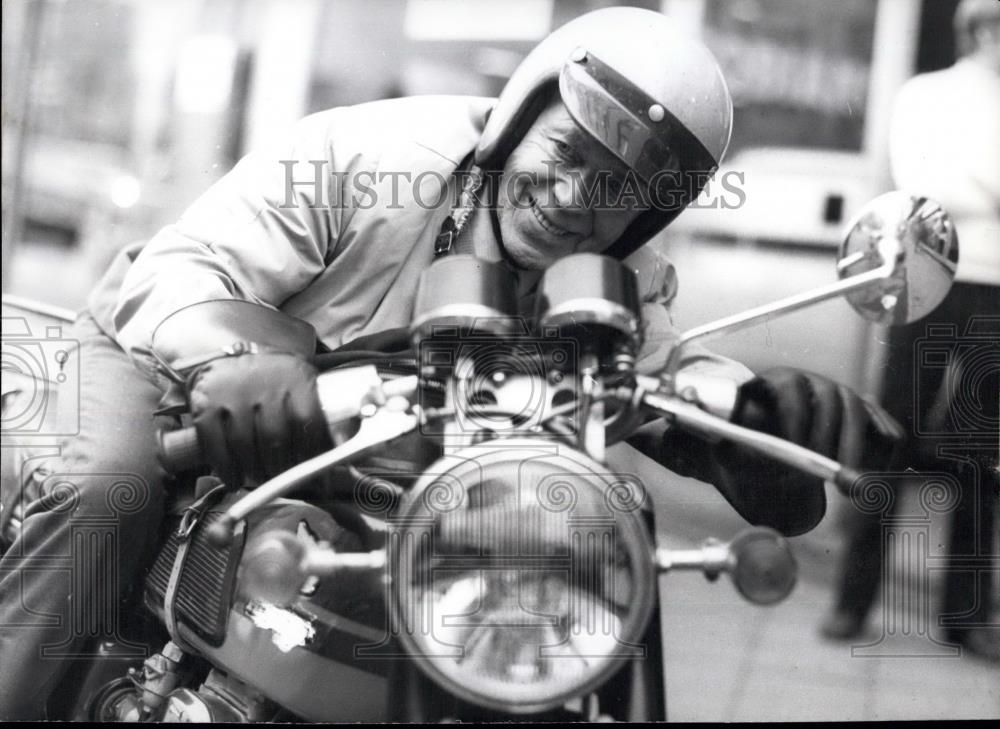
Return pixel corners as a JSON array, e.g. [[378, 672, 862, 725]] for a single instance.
[[553, 139, 581, 165]]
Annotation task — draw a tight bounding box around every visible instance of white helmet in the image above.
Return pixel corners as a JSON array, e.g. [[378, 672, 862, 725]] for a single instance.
[[475, 7, 733, 258]]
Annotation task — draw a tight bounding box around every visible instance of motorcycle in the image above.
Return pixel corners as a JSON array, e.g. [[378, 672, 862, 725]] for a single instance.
[[0, 191, 959, 722]]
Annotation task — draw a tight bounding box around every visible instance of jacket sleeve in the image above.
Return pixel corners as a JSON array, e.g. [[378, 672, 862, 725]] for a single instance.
[[113, 111, 346, 382], [889, 73, 1000, 219], [628, 244, 754, 383], [620, 246, 829, 535]]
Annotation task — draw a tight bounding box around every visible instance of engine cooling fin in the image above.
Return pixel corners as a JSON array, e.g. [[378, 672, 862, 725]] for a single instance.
[[145, 509, 246, 646]]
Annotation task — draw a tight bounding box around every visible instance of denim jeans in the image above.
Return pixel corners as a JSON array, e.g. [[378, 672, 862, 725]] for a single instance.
[[0, 313, 167, 719]]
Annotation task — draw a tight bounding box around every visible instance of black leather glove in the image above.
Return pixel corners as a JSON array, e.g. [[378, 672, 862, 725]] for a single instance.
[[642, 367, 904, 536], [726, 368, 904, 474], [715, 367, 904, 534], [187, 353, 332, 488]]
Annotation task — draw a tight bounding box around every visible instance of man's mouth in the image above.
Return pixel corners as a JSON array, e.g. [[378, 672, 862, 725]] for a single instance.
[[528, 195, 572, 238]]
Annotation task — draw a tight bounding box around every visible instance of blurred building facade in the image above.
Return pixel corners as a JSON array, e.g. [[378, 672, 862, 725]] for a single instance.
[[1, 0, 962, 393]]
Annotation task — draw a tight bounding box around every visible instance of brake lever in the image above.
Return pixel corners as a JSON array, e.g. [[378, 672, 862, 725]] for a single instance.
[[208, 399, 420, 546], [639, 384, 861, 493]]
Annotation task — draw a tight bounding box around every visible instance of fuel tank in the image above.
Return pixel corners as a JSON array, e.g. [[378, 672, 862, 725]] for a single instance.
[[145, 495, 395, 722]]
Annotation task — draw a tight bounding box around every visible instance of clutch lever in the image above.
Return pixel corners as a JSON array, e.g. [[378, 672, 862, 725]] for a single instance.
[[207, 399, 419, 546]]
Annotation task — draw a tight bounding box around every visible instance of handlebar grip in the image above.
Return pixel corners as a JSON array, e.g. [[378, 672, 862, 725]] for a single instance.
[[158, 427, 204, 473]]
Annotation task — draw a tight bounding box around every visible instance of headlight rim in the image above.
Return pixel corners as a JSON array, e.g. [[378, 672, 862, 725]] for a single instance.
[[386, 438, 657, 714]]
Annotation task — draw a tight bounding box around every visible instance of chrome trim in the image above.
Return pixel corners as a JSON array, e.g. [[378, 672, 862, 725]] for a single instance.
[[410, 303, 520, 340], [672, 370, 740, 421], [315, 365, 384, 426], [662, 235, 900, 379], [218, 403, 419, 526], [655, 542, 730, 573], [643, 392, 849, 486], [539, 297, 640, 343], [389, 437, 657, 714]]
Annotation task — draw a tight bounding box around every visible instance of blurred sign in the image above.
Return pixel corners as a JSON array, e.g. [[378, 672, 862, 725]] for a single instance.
[[713, 33, 869, 116], [174, 34, 238, 114], [703, 0, 877, 154], [404, 0, 553, 40]]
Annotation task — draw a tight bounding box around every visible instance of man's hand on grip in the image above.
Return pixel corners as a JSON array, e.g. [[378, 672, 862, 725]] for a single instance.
[[187, 353, 331, 488], [722, 367, 905, 494]]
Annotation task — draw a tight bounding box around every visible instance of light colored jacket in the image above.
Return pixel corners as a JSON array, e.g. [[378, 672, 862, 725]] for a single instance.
[[889, 58, 1000, 286], [87, 95, 750, 388]]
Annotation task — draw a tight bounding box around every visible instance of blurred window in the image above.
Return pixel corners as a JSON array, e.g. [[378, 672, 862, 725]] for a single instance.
[[306, 0, 657, 111], [702, 0, 877, 154], [31, 0, 136, 148], [404, 0, 554, 40]]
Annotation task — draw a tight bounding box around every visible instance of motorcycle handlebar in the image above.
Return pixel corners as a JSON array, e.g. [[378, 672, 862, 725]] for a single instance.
[[642, 390, 862, 492], [157, 377, 862, 495], [157, 369, 420, 476]]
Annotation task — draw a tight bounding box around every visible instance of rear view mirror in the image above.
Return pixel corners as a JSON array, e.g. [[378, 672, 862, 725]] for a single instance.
[[837, 192, 958, 326]]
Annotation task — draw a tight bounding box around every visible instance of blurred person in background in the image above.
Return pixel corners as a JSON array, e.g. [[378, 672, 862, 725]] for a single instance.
[[1, 8, 903, 718], [820, 0, 1000, 662]]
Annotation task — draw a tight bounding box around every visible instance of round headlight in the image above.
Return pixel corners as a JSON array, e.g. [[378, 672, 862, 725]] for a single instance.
[[387, 440, 655, 714]]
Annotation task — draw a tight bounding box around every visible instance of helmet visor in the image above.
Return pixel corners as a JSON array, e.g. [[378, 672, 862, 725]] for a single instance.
[[559, 50, 719, 208]]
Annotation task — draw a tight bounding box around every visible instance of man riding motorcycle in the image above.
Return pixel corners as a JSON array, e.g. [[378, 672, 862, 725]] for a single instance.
[[0, 8, 901, 719]]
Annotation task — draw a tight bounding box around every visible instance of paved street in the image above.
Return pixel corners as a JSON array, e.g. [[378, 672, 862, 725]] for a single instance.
[[657, 562, 999, 721], [629, 444, 1000, 721]]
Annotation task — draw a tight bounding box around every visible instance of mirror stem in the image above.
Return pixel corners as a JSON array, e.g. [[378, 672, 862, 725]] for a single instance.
[[661, 236, 901, 383]]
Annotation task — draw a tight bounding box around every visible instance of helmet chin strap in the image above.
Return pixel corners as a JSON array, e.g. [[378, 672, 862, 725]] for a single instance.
[[439, 168, 521, 270], [604, 204, 686, 261], [488, 201, 543, 302], [483, 175, 523, 271], [450, 172, 545, 303]]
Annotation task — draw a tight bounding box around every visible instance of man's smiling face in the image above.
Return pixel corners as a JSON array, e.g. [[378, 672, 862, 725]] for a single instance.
[[496, 97, 648, 270]]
